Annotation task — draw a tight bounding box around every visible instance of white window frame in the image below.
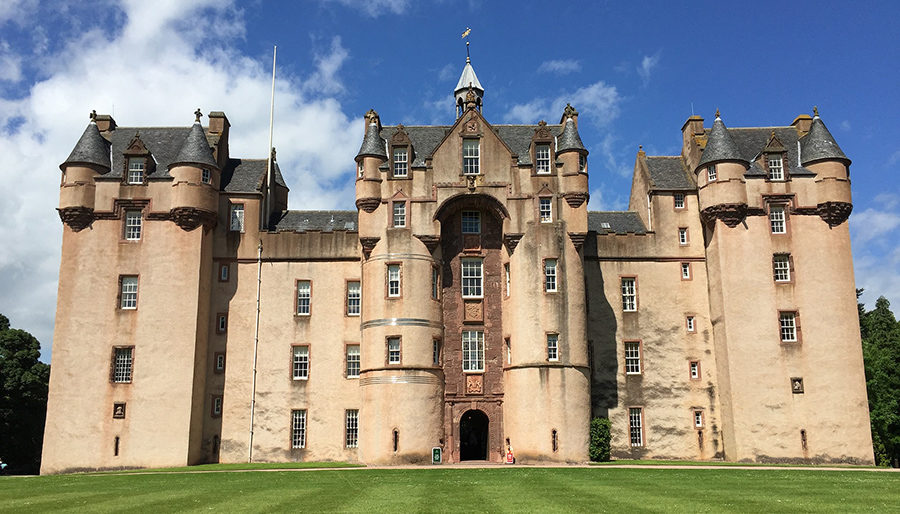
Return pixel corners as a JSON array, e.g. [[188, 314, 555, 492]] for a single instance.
[[292, 346, 309, 380], [347, 281, 361, 316], [768, 156, 784, 181], [686, 316, 696, 332], [124, 210, 142, 241], [774, 254, 791, 282], [462, 211, 481, 234], [387, 264, 401, 298], [113, 347, 133, 383], [393, 147, 408, 178], [392, 201, 406, 228], [770, 206, 786, 234], [681, 263, 691, 280], [127, 158, 145, 184], [707, 165, 717, 182], [201, 168, 211, 184], [230, 204, 244, 232], [690, 361, 700, 379], [621, 277, 636, 312], [624, 341, 641, 375], [535, 144, 551, 174], [291, 410, 307, 449], [345, 409, 359, 448], [545, 259, 558, 292], [547, 334, 559, 362], [463, 139, 480, 175], [579, 154, 587, 172], [346, 345, 360, 378], [694, 410, 704, 428], [674, 193, 685, 209], [387, 337, 401, 364], [296, 280, 311, 316], [505, 263, 510, 297], [461, 258, 483, 298], [780, 312, 797, 342], [539, 198, 552, 223], [629, 408, 644, 447], [462, 330, 485, 372], [678, 228, 688, 245], [120, 276, 138, 310], [357, 161, 364, 178]]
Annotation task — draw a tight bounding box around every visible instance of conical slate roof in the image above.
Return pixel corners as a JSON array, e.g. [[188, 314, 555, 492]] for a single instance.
[[697, 115, 748, 170], [454, 59, 484, 95], [61, 121, 111, 171], [557, 118, 587, 154], [801, 115, 849, 165], [356, 122, 387, 159], [171, 122, 218, 169]]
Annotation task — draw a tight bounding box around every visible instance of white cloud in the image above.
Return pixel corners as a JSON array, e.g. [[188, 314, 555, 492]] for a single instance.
[[852, 191, 900, 310], [840, 119, 851, 132], [318, 0, 410, 17], [849, 207, 900, 247], [503, 80, 621, 124], [888, 150, 900, 166], [438, 63, 456, 82], [637, 50, 661, 86], [0, 0, 359, 359], [0, 48, 22, 82], [537, 60, 581, 74], [0, 0, 37, 25]]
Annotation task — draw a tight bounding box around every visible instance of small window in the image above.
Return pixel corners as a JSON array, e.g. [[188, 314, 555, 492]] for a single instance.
[[432, 339, 441, 366], [791, 377, 804, 394], [462, 211, 481, 234], [678, 228, 688, 245], [693, 410, 704, 428], [120, 276, 138, 309], [347, 281, 361, 316], [707, 165, 717, 182], [621, 277, 636, 312], [432, 266, 440, 300], [506, 337, 511, 365], [504, 263, 510, 297], [768, 156, 784, 181], [357, 160, 364, 178], [780, 312, 798, 342], [462, 331, 485, 372], [387, 264, 401, 298], [211, 396, 223, 417], [124, 210, 142, 241], [292, 346, 309, 380], [219, 264, 229, 282], [461, 258, 483, 298], [112, 347, 134, 383], [230, 204, 244, 232], [629, 407, 644, 447], [770, 205, 786, 234], [217, 313, 228, 333], [600, 222, 611, 229], [387, 337, 401, 364], [539, 198, 552, 223], [674, 194, 685, 209], [579, 154, 587, 172], [393, 147, 408, 178], [346, 345, 360, 378], [201, 168, 211, 184], [686, 316, 696, 333], [544, 259, 558, 292], [624, 341, 641, 375], [291, 410, 307, 449], [547, 334, 559, 362], [127, 158, 145, 184], [215, 352, 226, 373], [113, 403, 126, 419], [535, 144, 551, 174], [690, 360, 700, 380], [296, 280, 311, 316], [552, 429, 559, 452], [392, 202, 406, 228], [463, 139, 480, 175], [681, 262, 691, 280], [345, 410, 359, 448], [773, 254, 791, 282]]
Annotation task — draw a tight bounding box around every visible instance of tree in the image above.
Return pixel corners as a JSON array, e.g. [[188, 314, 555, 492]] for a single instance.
[[0, 314, 50, 474], [858, 293, 900, 467]]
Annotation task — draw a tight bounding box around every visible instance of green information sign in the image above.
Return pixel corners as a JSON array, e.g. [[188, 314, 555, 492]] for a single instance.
[[432, 447, 442, 465]]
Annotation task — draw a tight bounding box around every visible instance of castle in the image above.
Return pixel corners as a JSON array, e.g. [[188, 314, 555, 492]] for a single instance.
[[41, 58, 874, 473]]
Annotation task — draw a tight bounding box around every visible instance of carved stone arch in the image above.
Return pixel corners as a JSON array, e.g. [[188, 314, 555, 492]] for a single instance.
[[433, 193, 510, 225]]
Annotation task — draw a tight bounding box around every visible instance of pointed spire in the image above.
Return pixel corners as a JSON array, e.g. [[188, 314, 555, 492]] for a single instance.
[[697, 111, 747, 170], [455, 57, 483, 116], [61, 113, 111, 171], [171, 110, 218, 169], [557, 104, 587, 154], [800, 109, 849, 165], [356, 110, 387, 160]]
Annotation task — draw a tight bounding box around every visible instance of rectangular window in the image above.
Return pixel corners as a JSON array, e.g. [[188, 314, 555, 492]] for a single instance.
[[624, 341, 642, 375], [621, 277, 636, 312], [539, 198, 552, 223], [686, 316, 696, 333], [579, 154, 587, 171], [393, 147, 408, 177], [347, 281, 361, 316], [202, 168, 211, 184], [544, 259, 558, 292], [292, 346, 309, 380], [387, 264, 401, 298], [535, 144, 551, 174], [462, 211, 481, 234], [707, 165, 717, 182], [127, 158, 144, 184], [296, 280, 311, 316], [230, 204, 244, 232], [681, 262, 691, 280], [217, 314, 228, 333], [547, 334, 559, 362], [678, 227, 688, 245], [212, 396, 223, 417], [694, 410, 704, 428], [768, 156, 784, 181], [770, 205, 786, 234], [346, 345, 360, 378], [215, 352, 226, 373], [112, 347, 133, 383], [690, 360, 700, 380], [462, 331, 485, 372], [124, 210, 142, 241], [219, 264, 229, 282], [506, 338, 511, 365], [773, 254, 791, 282], [120, 276, 138, 309], [505, 263, 510, 297], [345, 409, 359, 448], [291, 410, 307, 449], [392, 201, 406, 228], [629, 408, 644, 446], [463, 139, 480, 175], [433, 339, 441, 366], [432, 267, 440, 300], [780, 312, 798, 342], [357, 161, 364, 178], [387, 337, 401, 364], [674, 193, 685, 209], [461, 258, 483, 298]]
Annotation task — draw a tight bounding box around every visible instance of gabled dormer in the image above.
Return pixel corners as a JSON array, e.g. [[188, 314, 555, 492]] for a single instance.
[[531, 121, 555, 175], [122, 132, 155, 185], [761, 131, 787, 181], [389, 125, 412, 179]]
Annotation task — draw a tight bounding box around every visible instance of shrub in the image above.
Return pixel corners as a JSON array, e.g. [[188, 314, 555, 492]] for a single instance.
[[589, 417, 611, 462]]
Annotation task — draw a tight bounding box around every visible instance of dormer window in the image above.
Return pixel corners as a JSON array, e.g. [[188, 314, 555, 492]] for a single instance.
[[707, 165, 717, 182], [463, 139, 480, 175], [127, 158, 145, 184], [393, 147, 408, 178], [768, 155, 784, 181], [536, 144, 551, 174]]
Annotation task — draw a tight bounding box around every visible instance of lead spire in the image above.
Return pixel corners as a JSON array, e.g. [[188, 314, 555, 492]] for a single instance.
[[455, 30, 483, 118]]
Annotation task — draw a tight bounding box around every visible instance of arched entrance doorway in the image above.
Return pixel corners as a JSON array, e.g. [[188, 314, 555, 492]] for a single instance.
[[460, 410, 489, 461]]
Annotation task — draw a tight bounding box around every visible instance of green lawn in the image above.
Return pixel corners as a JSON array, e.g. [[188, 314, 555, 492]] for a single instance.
[[1, 467, 898, 513]]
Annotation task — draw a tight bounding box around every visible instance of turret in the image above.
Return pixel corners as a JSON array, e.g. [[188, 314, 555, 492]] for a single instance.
[[694, 111, 749, 227], [58, 111, 111, 232], [557, 104, 589, 236], [454, 57, 483, 118], [800, 108, 853, 227], [167, 109, 219, 231]]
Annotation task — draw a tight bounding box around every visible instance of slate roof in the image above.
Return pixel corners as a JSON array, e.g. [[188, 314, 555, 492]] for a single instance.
[[800, 116, 849, 165], [62, 122, 111, 171], [727, 126, 817, 177], [697, 117, 747, 169], [588, 211, 647, 234], [171, 122, 219, 169], [646, 156, 695, 190], [557, 118, 586, 154], [221, 159, 287, 193], [272, 210, 358, 233], [356, 122, 387, 160]]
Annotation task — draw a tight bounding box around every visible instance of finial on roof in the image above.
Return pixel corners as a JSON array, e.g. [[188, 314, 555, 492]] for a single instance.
[[462, 27, 471, 62], [771, 130, 776, 139], [715, 108, 721, 119], [271, 147, 277, 161], [194, 108, 203, 123], [639, 145, 643, 151], [365, 109, 379, 124], [813, 106, 819, 118], [466, 84, 476, 106], [90, 110, 97, 122], [564, 103, 579, 119]]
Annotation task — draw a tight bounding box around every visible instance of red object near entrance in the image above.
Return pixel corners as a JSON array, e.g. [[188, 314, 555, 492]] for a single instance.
[[506, 451, 514, 464]]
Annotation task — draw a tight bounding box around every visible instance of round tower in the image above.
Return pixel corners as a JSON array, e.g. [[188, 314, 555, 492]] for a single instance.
[[556, 104, 590, 238], [167, 109, 220, 231], [58, 112, 111, 232], [800, 107, 853, 227], [695, 111, 750, 228]]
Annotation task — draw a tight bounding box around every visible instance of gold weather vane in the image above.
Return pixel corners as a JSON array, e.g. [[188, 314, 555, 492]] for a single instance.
[[462, 28, 471, 61]]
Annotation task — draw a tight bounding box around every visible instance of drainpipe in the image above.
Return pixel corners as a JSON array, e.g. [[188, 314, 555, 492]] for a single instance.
[[647, 193, 652, 232], [249, 240, 263, 462]]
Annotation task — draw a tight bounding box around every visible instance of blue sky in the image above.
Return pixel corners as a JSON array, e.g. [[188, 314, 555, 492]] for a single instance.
[[1, 0, 898, 361]]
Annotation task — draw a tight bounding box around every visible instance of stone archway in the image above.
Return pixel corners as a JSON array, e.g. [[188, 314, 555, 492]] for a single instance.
[[460, 409, 490, 461]]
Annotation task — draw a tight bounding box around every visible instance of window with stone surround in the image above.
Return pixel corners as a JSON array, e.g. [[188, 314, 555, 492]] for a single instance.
[[462, 330, 485, 372], [392, 201, 406, 228], [292, 346, 309, 380], [621, 277, 637, 312], [770, 205, 786, 234], [547, 333, 559, 362], [387, 264, 401, 298], [535, 144, 551, 174], [462, 211, 481, 234], [119, 276, 138, 310], [127, 158, 145, 184], [345, 409, 359, 448], [780, 311, 799, 342], [296, 280, 311, 316], [347, 281, 361, 316], [690, 360, 700, 380], [387, 337, 401, 364], [773, 254, 791, 282], [461, 258, 483, 298], [674, 193, 685, 209], [463, 139, 480, 175], [624, 341, 642, 375], [707, 165, 717, 182], [629, 407, 644, 446], [545, 259, 558, 292], [539, 197, 552, 223], [693, 410, 704, 428], [124, 210, 142, 241], [768, 155, 784, 181], [112, 347, 133, 383], [678, 227, 688, 245], [346, 345, 360, 378], [230, 204, 244, 232], [291, 410, 307, 449], [393, 147, 408, 178]]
